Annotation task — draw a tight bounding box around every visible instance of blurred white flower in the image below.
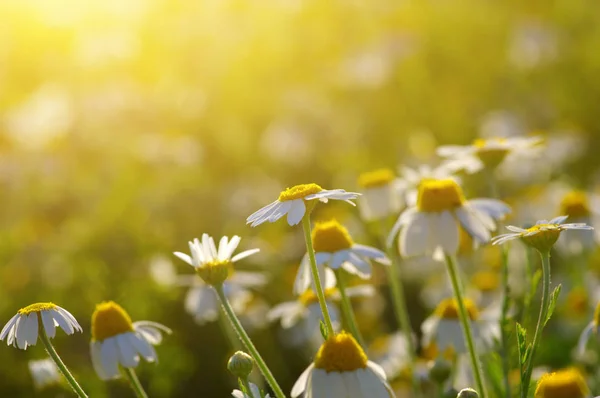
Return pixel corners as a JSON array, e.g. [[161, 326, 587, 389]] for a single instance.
[[508, 21, 558, 70], [28, 358, 61, 390], [232, 382, 271, 398], [368, 332, 411, 380]]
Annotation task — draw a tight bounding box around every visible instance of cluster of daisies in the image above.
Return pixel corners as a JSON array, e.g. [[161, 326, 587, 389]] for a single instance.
[[4, 133, 600, 398]]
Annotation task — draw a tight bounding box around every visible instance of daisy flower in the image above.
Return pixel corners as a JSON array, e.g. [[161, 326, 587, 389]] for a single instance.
[[0, 303, 82, 350], [396, 162, 465, 206], [368, 332, 411, 380], [90, 301, 171, 380], [421, 298, 500, 355], [232, 382, 271, 398], [268, 268, 374, 347], [357, 168, 403, 222], [492, 216, 593, 253], [534, 368, 589, 398], [28, 358, 61, 390], [294, 219, 389, 293], [291, 332, 394, 398], [173, 233, 260, 287], [388, 178, 510, 257], [246, 183, 360, 227], [437, 135, 543, 171], [556, 190, 600, 253]]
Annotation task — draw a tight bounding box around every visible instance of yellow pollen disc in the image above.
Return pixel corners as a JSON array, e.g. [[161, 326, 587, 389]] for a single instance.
[[471, 271, 500, 292], [311, 220, 354, 253], [594, 301, 600, 327], [299, 287, 338, 307], [534, 368, 589, 398], [434, 298, 479, 321], [314, 332, 368, 372], [559, 191, 590, 219], [473, 137, 507, 148], [196, 260, 233, 286], [417, 179, 465, 213], [472, 138, 509, 168], [357, 168, 395, 189], [18, 302, 56, 315], [278, 183, 322, 201], [91, 301, 134, 342], [522, 224, 562, 252]]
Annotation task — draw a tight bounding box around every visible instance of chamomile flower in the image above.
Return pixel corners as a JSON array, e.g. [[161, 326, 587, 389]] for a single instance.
[[368, 332, 411, 380], [232, 382, 271, 398], [357, 168, 403, 221], [268, 268, 374, 347], [388, 178, 510, 257], [421, 298, 500, 354], [534, 368, 589, 398], [28, 358, 61, 390], [437, 136, 543, 171], [556, 190, 600, 253], [396, 163, 465, 206], [0, 303, 82, 350], [90, 301, 171, 380], [291, 332, 394, 398], [492, 216, 593, 253], [246, 183, 360, 227], [294, 219, 389, 293], [173, 234, 260, 287]]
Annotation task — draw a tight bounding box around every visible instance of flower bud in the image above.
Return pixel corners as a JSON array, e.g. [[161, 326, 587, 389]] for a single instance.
[[457, 387, 479, 398], [428, 358, 452, 384], [227, 351, 254, 378]]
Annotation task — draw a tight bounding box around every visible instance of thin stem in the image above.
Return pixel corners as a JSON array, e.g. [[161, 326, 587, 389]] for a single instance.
[[444, 255, 487, 398], [215, 285, 285, 398], [123, 367, 148, 398], [38, 319, 88, 398], [301, 215, 335, 338], [240, 376, 256, 398], [499, 246, 511, 398], [334, 269, 364, 347], [521, 251, 551, 398]]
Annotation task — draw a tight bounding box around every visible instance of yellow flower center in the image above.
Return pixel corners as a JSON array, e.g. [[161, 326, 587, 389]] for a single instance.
[[434, 298, 479, 321], [357, 168, 395, 189], [18, 302, 57, 315], [421, 342, 456, 361], [417, 179, 465, 213], [91, 301, 134, 342], [534, 368, 589, 398], [472, 138, 510, 168], [594, 301, 600, 327], [311, 220, 354, 253], [566, 288, 588, 318], [314, 332, 368, 372], [522, 224, 561, 252], [196, 260, 233, 287], [299, 287, 338, 307], [559, 191, 590, 219], [471, 271, 500, 292], [278, 183, 323, 201]]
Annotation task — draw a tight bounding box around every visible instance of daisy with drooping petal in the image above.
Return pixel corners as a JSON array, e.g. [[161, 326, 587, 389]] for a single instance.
[[357, 168, 403, 222], [492, 216, 593, 253], [0, 303, 82, 350], [534, 368, 589, 398], [90, 301, 171, 380], [246, 183, 360, 227], [269, 268, 374, 347], [174, 233, 260, 287], [437, 135, 543, 171], [291, 332, 394, 398], [421, 298, 500, 355], [29, 358, 61, 390], [388, 178, 511, 257], [294, 219, 389, 293]]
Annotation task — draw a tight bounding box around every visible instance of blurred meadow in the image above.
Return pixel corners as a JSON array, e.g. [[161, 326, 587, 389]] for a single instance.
[[1, 0, 600, 397]]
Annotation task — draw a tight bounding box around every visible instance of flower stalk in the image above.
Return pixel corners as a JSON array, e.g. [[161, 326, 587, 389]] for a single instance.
[[215, 285, 285, 398], [444, 255, 487, 398], [333, 269, 364, 347], [123, 367, 148, 398]]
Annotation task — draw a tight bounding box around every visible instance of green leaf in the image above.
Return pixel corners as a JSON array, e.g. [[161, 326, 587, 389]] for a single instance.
[[529, 269, 542, 300], [319, 320, 328, 340], [544, 284, 562, 326], [516, 323, 527, 367]]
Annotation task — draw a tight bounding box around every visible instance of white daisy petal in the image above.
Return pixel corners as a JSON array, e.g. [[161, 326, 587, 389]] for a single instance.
[[550, 215, 569, 224], [0, 314, 19, 341], [116, 333, 139, 368], [456, 207, 490, 243], [231, 248, 260, 263], [41, 311, 56, 339], [351, 244, 387, 260], [400, 212, 430, 257], [287, 200, 306, 226], [100, 338, 120, 379], [291, 364, 313, 398], [90, 341, 107, 380], [24, 313, 39, 347], [438, 210, 459, 255]]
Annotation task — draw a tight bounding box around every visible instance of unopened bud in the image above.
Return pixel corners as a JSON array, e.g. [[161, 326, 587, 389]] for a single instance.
[[428, 358, 452, 384], [457, 387, 479, 398], [227, 351, 254, 378]]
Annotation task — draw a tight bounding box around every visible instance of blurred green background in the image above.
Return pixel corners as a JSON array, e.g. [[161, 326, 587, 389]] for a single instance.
[[1, 0, 599, 396]]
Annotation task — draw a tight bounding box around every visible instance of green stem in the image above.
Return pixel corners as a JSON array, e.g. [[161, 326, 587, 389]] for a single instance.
[[215, 285, 285, 398], [123, 367, 148, 398], [499, 246, 511, 398], [240, 376, 256, 398], [444, 255, 487, 398], [334, 269, 364, 347], [301, 215, 335, 338], [38, 318, 88, 398], [521, 251, 551, 398]]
